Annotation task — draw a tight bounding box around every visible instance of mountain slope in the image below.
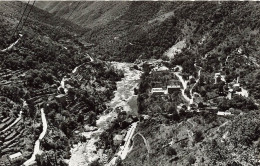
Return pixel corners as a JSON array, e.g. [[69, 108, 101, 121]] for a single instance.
[[0, 2, 123, 165], [1, 1, 260, 166], [35, 1, 131, 28], [36, 2, 260, 63]]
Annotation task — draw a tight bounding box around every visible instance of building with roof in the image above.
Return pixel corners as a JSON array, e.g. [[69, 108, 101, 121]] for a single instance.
[[9, 152, 22, 162], [217, 111, 232, 116], [113, 134, 124, 146], [151, 88, 166, 95], [167, 85, 181, 94], [55, 94, 67, 106]]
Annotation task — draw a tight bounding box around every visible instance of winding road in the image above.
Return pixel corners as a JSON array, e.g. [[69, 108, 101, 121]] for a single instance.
[[107, 122, 138, 166], [173, 63, 202, 110], [1, 34, 23, 52], [23, 108, 48, 166], [129, 132, 151, 154]]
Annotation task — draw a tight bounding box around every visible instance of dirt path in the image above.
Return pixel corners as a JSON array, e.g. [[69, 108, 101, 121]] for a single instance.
[[107, 122, 138, 166], [174, 63, 202, 110]]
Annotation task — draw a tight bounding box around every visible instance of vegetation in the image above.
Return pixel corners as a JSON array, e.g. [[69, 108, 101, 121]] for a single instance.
[[0, 2, 123, 165], [1, 1, 260, 166]]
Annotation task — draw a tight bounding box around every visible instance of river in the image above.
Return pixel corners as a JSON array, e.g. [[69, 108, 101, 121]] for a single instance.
[[68, 62, 142, 166]]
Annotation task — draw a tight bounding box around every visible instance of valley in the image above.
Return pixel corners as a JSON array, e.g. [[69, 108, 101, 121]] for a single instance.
[[0, 1, 260, 166]]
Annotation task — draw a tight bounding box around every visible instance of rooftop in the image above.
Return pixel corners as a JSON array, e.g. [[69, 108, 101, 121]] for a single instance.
[[55, 94, 66, 98], [167, 85, 181, 88], [9, 152, 22, 159], [113, 134, 124, 141], [151, 88, 166, 92]]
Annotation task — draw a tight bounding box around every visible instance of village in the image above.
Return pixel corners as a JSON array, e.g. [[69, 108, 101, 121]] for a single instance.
[[143, 59, 250, 117]]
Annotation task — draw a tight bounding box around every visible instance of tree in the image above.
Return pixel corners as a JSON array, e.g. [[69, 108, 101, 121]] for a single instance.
[[168, 105, 179, 121], [77, 114, 84, 124], [194, 130, 204, 143], [87, 111, 97, 126], [218, 98, 231, 111], [33, 77, 42, 88], [198, 102, 204, 108], [89, 159, 101, 166], [165, 146, 177, 156], [188, 155, 196, 165], [115, 157, 123, 166]]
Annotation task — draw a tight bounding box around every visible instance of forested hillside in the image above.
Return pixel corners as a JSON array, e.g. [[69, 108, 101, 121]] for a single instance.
[[0, 2, 123, 165], [36, 1, 260, 62]]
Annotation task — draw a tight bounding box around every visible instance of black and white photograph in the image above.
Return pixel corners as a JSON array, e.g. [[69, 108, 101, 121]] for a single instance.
[[0, 0, 259, 165]]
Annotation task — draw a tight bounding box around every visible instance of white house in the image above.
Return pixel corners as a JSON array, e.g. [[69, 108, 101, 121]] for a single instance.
[[217, 111, 232, 116], [151, 88, 166, 95], [167, 85, 181, 94], [113, 134, 124, 146], [9, 152, 22, 162]]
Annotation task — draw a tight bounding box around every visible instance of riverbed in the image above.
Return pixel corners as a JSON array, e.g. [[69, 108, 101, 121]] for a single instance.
[[68, 62, 142, 166]]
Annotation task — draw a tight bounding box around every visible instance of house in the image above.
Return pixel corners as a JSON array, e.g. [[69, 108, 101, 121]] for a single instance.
[[167, 85, 181, 94], [113, 134, 124, 146], [55, 94, 67, 106], [233, 83, 241, 92], [9, 152, 22, 162], [215, 73, 221, 77], [206, 106, 218, 111], [0, 156, 11, 166], [217, 111, 232, 116], [151, 88, 166, 95], [156, 66, 169, 71], [227, 89, 234, 99], [214, 73, 225, 84], [233, 83, 240, 87], [199, 106, 218, 114], [206, 92, 219, 100]]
